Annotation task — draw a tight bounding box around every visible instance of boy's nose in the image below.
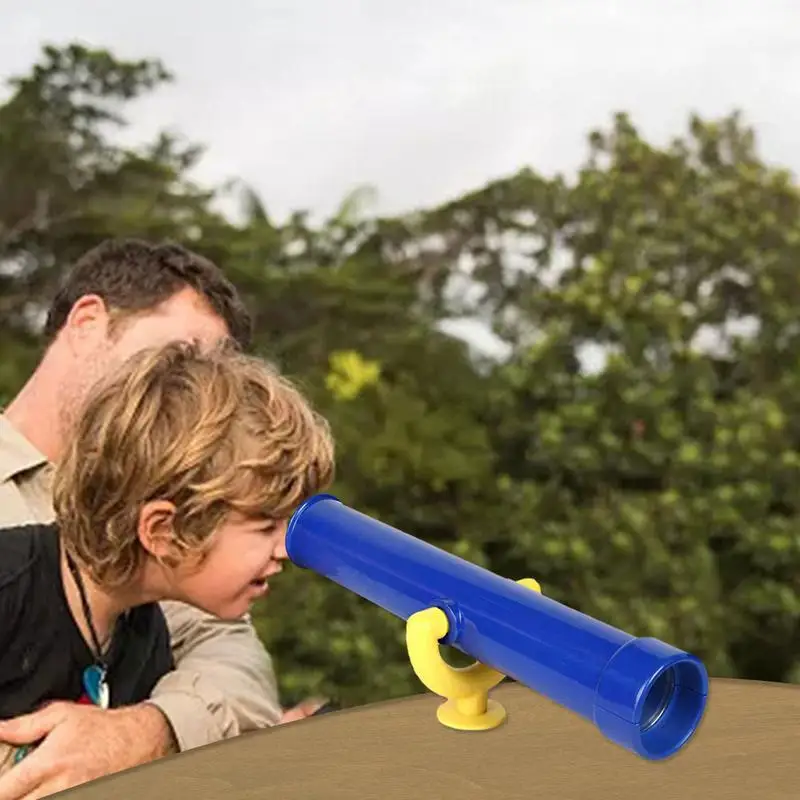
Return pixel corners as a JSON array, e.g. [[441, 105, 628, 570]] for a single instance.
[[275, 539, 288, 561], [274, 520, 289, 560]]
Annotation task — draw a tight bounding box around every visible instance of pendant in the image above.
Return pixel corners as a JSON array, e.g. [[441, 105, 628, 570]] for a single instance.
[[13, 744, 33, 764], [82, 664, 110, 709]]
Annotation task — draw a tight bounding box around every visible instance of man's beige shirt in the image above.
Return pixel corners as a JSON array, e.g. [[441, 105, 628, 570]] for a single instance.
[[0, 415, 282, 751]]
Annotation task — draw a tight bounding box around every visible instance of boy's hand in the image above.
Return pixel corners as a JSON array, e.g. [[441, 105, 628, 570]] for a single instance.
[[279, 696, 329, 723], [0, 700, 175, 799]]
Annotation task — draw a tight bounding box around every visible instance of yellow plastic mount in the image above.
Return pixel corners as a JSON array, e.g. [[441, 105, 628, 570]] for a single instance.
[[405, 577, 542, 732]]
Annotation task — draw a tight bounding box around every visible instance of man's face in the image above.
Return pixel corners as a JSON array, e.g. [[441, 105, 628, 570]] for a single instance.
[[58, 287, 231, 436], [106, 286, 230, 363]]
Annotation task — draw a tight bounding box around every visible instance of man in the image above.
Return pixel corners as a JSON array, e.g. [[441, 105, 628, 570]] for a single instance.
[[0, 239, 324, 800]]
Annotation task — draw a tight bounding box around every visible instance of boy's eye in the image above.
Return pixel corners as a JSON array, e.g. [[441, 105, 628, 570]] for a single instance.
[[258, 521, 277, 535]]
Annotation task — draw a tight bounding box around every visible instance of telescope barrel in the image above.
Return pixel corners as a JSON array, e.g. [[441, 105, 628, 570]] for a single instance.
[[286, 494, 708, 760]]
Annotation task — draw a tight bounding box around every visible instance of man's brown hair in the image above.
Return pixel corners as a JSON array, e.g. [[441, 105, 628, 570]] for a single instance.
[[52, 340, 335, 588], [44, 238, 253, 349]]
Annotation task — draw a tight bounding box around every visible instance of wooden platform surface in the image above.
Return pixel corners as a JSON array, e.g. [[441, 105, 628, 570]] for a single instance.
[[64, 678, 799, 800]]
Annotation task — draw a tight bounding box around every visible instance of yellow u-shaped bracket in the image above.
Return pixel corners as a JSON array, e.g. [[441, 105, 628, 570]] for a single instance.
[[405, 577, 542, 731]]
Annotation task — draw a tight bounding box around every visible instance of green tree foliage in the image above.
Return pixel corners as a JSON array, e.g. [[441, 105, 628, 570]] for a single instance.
[[0, 43, 222, 400], [1, 44, 798, 707]]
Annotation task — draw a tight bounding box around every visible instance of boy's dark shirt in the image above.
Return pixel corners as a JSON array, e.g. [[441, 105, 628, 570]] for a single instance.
[[0, 524, 174, 719]]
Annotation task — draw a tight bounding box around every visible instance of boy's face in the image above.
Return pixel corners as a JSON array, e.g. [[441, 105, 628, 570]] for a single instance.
[[171, 512, 290, 620]]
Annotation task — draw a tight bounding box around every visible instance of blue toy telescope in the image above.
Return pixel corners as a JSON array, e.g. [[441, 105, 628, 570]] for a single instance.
[[286, 494, 709, 761]]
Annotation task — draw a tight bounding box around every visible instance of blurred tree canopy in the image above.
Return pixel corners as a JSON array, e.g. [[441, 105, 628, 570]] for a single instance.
[[2, 44, 798, 708]]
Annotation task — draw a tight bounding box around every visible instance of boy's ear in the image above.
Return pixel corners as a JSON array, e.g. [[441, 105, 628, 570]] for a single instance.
[[137, 500, 178, 560]]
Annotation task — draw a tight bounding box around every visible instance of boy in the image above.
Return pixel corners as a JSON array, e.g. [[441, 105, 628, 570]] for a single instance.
[[0, 340, 335, 772]]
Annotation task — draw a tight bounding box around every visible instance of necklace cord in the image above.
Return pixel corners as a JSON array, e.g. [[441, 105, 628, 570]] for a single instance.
[[65, 551, 108, 670]]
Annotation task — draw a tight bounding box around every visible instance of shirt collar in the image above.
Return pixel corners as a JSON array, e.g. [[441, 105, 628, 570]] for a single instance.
[[0, 414, 50, 483]]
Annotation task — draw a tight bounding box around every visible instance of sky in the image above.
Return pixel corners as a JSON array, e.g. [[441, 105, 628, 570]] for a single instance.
[[2, 0, 800, 224], [2, 0, 799, 358]]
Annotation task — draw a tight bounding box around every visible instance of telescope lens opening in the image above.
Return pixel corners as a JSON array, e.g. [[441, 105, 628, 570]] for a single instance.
[[638, 660, 707, 759], [640, 667, 676, 731]]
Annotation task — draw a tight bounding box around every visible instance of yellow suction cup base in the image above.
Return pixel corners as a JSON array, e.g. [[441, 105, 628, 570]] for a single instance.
[[436, 698, 507, 731]]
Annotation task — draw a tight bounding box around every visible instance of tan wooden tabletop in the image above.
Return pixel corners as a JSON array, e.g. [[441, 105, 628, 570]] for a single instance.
[[64, 678, 799, 800]]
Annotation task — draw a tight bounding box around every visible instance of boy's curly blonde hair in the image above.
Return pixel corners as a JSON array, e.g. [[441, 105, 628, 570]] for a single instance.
[[53, 340, 335, 588]]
